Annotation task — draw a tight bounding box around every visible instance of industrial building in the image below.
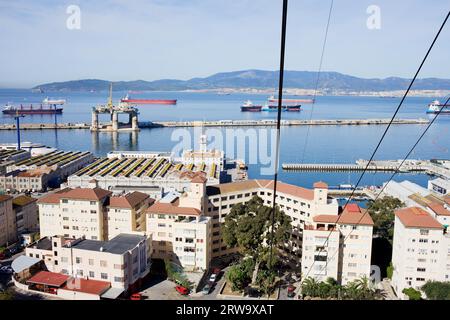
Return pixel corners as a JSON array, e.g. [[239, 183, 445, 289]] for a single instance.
[[0, 150, 94, 192]]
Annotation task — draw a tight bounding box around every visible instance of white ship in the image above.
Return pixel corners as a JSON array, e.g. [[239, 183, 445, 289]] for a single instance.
[[426, 100, 450, 114], [0, 142, 56, 156], [42, 97, 66, 105]]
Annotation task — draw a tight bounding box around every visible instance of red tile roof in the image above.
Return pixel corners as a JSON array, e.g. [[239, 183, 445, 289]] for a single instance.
[[208, 179, 315, 200], [61, 188, 112, 201], [27, 271, 69, 287], [61, 278, 111, 295], [313, 204, 374, 226], [147, 198, 201, 216], [109, 191, 153, 209], [427, 202, 450, 217], [395, 207, 442, 229], [191, 174, 207, 183], [314, 181, 329, 189]]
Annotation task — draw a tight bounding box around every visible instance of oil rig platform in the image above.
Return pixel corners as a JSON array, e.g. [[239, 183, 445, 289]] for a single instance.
[[91, 84, 139, 132]]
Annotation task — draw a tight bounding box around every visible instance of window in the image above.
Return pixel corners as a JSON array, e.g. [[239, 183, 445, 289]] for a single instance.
[[62, 199, 68, 203], [88, 259, 94, 266], [61, 257, 68, 263], [90, 210, 97, 214], [75, 257, 82, 264], [101, 273, 108, 280], [114, 264, 124, 270], [90, 201, 96, 205], [89, 271, 95, 278], [114, 277, 124, 282], [100, 260, 107, 267], [77, 270, 83, 276]]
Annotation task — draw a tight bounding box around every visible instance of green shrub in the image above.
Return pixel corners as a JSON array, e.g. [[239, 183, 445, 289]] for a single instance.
[[402, 287, 421, 300]]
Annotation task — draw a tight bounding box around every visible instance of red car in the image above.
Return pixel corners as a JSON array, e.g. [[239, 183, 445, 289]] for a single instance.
[[175, 285, 189, 295], [130, 293, 142, 300]]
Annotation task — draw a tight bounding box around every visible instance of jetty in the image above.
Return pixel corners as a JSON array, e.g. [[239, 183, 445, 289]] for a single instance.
[[282, 159, 450, 179], [0, 118, 429, 131]]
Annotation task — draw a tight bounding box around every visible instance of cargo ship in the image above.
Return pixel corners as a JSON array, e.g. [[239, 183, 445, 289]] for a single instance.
[[120, 94, 177, 105], [268, 95, 314, 104], [2, 103, 63, 115], [241, 100, 262, 112], [426, 100, 450, 114]]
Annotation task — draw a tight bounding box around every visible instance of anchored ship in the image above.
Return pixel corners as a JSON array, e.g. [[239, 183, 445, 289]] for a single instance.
[[240, 100, 263, 112], [120, 94, 177, 105], [426, 100, 450, 114], [268, 95, 314, 104]]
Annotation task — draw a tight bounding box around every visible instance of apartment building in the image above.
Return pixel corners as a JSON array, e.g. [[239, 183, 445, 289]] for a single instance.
[[301, 204, 374, 285], [107, 192, 154, 239], [205, 180, 339, 261], [392, 207, 450, 299], [38, 188, 112, 241], [12, 195, 39, 235], [37, 187, 153, 241], [0, 195, 16, 247], [146, 175, 211, 271], [0, 168, 53, 192], [25, 233, 151, 294]]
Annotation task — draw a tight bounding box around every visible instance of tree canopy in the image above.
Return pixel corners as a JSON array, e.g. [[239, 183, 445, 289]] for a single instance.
[[222, 195, 292, 266], [421, 281, 450, 300], [367, 196, 404, 241]]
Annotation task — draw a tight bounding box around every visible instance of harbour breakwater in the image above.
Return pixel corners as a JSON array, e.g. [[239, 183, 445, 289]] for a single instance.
[[0, 118, 430, 130]]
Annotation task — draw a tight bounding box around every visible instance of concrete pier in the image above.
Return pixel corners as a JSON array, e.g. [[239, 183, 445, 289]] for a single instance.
[[0, 118, 428, 131]]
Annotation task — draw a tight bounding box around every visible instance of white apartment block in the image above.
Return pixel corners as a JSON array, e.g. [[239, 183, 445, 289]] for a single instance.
[[146, 175, 211, 271], [301, 204, 374, 285], [25, 233, 151, 294], [0, 195, 16, 247], [392, 207, 450, 299], [37, 187, 152, 241], [205, 180, 339, 262]]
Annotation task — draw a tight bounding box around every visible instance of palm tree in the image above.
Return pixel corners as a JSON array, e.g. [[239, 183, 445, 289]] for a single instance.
[[301, 277, 320, 298]]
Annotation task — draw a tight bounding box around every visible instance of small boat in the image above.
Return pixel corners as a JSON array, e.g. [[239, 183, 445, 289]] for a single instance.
[[240, 100, 262, 112], [426, 100, 450, 114]]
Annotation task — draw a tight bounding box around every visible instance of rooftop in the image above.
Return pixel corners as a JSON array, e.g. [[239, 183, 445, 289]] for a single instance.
[[395, 207, 443, 229], [0, 194, 13, 203], [27, 271, 69, 287], [61, 278, 111, 295], [109, 191, 153, 209], [37, 187, 112, 203], [427, 202, 450, 217], [68, 233, 146, 254], [207, 179, 316, 200], [147, 198, 201, 216], [313, 204, 374, 226], [12, 195, 37, 207]]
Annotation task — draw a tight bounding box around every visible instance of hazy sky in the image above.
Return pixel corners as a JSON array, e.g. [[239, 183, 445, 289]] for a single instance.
[[0, 0, 449, 88]]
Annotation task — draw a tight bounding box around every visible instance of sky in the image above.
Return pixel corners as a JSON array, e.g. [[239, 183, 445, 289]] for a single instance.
[[0, 0, 449, 88]]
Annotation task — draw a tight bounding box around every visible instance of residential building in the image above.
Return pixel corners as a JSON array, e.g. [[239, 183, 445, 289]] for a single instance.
[[146, 176, 211, 271], [25, 233, 151, 294], [391, 207, 450, 299], [12, 195, 39, 235], [37, 188, 153, 241], [301, 204, 374, 285], [205, 180, 339, 262], [0, 195, 16, 247]]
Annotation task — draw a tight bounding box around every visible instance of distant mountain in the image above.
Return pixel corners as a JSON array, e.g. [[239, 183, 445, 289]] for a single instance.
[[33, 70, 450, 92]]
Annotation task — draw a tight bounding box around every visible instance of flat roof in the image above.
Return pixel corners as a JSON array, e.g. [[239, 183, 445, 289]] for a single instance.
[[101, 287, 125, 299], [69, 233, 146, 254], [27, 271, 69, 287]]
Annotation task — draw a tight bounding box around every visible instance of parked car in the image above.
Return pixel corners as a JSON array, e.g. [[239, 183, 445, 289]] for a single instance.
[[209, 273, 217, 283], [212, 268, 221, 275], [201, 284, 211, 295], [175, 285, 189, 295], [130, 293, 142, 300], [0, 266, 13, 274], [287, 285, 296, 298]]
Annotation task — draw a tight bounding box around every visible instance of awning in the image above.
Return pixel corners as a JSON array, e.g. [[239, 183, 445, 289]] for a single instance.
[[11, 255, 41, 273], [100, 287, 125, 299], [27, 271, 70, 287]]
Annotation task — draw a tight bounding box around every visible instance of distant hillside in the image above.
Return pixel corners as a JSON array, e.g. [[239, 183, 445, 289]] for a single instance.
[[33, 70, 450, 92]]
